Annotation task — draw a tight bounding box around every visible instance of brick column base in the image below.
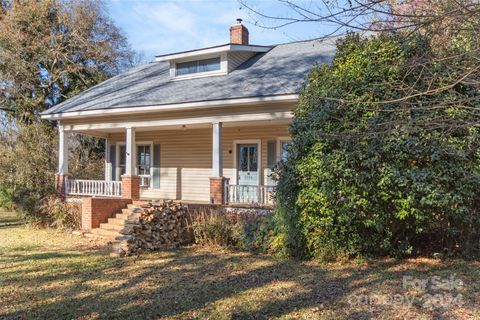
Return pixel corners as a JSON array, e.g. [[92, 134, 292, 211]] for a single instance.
[[55, 174, 67, 199], [122, 175, 140, 200], [210, 177, 228, 204]]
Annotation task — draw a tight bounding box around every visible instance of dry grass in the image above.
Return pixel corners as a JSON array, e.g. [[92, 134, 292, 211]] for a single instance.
[[0, 211, 479, 319]]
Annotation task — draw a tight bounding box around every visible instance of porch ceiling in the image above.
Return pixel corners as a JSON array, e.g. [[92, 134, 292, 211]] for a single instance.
[[74, 118, 291, 137]]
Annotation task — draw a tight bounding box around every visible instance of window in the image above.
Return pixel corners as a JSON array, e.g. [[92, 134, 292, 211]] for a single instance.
[[137, 145, 151, 176], [176, 57, 221, 76], [119, 145, 126, 177], [238, 144, 258, 172]]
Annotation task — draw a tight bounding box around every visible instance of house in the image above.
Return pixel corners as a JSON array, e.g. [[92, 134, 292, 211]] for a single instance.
[[41, 20, 335, 232]]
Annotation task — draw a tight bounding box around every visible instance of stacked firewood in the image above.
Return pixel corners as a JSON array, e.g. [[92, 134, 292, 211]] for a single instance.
[[120, 200, 190, 256]]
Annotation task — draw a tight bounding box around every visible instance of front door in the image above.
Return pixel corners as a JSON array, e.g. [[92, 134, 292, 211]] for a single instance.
[[237, 144, 259, 202]]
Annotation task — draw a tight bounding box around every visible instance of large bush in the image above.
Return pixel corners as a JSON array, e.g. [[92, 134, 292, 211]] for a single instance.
[[276, 33, 480, 260]]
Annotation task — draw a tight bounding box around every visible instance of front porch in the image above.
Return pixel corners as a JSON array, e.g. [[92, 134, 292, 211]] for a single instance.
[[57, 121, 290, 207]]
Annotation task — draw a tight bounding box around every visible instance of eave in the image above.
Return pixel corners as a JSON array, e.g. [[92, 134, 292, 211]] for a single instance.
[[40, 94, 299, 121]]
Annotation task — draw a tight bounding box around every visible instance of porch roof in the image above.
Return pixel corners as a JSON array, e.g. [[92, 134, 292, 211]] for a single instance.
[[41, 37, 336, 118]]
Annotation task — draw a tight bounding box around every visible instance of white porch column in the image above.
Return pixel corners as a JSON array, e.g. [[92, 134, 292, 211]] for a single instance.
[[212, 122, 223, 177], [125, 127, 136, 176], [105, 139, 111, 181], [58, 126, 69, 175]]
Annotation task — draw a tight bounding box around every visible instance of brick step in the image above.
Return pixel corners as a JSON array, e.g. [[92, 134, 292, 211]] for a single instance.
[[91, 227, 120, 238], [84, 231, 116, 240], [108, 217, 128, 226], [99, 223, 134, 233], [132, 200, 149, 206], [115, 213, 140, 222], [99, 223, 124, 231], [115, 213, 130, 219]]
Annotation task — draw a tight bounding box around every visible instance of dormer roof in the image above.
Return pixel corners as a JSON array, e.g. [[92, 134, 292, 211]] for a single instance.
[[154, 43, 272, 62]]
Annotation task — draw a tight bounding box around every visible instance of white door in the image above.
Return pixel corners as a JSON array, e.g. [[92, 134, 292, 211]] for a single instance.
[[237, 144, 259, 202]]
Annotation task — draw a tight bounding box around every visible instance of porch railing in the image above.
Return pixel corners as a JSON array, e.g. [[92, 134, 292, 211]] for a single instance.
[[226, 185, 276, 205], [66, 178, 122, 197], [139, 175, 150, 188]]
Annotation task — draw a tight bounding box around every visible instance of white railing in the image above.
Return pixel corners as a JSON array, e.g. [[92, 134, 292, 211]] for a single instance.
[[139, 175, 150, 188], [66, 178, 122, 197], [226, 185, 276, 205]]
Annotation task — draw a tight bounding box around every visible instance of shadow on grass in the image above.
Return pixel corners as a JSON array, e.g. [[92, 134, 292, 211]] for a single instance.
[[0, 211, 24, 229], [1, 244, 477, 320]]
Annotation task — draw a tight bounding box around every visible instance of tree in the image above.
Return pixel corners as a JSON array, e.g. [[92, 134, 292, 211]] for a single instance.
[[0, 0, 135, 122], [0, 0, 136, 222], [241, 0, 480, 114]]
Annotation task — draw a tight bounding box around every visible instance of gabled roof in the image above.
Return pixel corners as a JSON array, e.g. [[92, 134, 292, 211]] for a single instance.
[[41, 37, 337, 118]]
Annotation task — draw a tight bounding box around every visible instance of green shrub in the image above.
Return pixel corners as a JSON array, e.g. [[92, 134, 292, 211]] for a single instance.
[[276, 33, 480, 260], [231, 214, 276, 253]]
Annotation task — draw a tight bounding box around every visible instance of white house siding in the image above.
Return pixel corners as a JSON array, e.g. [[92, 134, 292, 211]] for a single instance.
[[109, 123, 289, 202]]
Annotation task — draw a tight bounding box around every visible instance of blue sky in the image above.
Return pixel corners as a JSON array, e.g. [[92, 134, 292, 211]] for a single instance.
[[106, 0, 336, 61]]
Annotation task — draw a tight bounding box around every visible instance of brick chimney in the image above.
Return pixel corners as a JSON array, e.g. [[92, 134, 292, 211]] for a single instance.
[[230, 18, 249, 45]]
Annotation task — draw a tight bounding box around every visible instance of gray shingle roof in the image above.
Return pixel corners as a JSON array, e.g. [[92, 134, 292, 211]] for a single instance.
[[42, 38, 336, 115]]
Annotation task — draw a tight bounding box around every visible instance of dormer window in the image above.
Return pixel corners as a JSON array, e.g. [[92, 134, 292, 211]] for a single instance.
[[176, 57, 221, 76]]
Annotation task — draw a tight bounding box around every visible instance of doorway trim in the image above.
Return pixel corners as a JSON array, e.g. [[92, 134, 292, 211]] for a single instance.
[[232, 139, 262, 186]]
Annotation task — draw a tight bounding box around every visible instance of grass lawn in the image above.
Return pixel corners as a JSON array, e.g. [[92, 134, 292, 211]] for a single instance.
[[0, 211, 479, 319]]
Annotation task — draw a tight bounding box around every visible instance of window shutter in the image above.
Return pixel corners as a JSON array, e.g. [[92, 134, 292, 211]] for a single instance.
[[109, 144, 116, 181], [152, 144, 161, 189], [266, 140, 277, 168]]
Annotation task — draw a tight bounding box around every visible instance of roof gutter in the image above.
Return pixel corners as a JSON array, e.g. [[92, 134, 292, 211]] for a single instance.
[[40, 94, 299, 120]]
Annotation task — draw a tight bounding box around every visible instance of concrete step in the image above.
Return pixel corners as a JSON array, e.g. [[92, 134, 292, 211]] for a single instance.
[[91, 228, 120, 238]]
